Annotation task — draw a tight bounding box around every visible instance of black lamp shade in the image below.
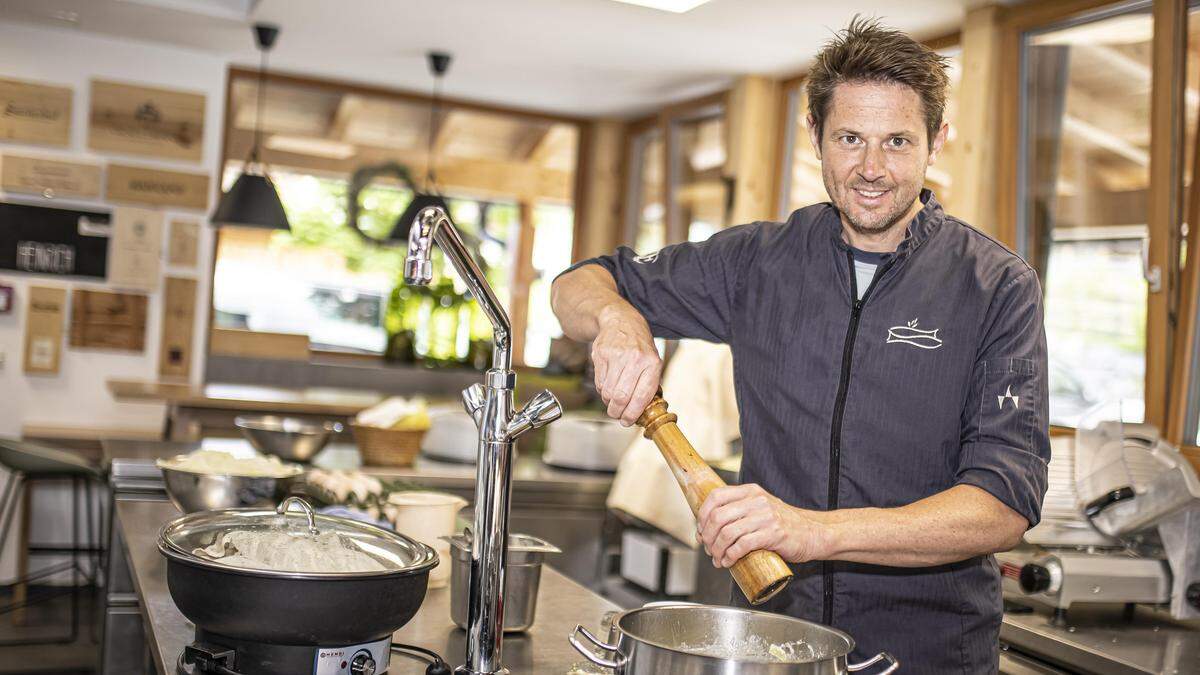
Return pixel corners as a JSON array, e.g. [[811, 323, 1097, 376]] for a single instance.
[[210, 172, 290, 230]]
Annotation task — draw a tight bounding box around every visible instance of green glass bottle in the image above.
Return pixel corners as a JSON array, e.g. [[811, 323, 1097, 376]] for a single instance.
[[383, 280, 421, 363], [425, 278, 461, 367]]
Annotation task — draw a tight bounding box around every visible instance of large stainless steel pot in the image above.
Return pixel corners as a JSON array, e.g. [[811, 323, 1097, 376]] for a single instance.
[[570, 604, 898, 674], [158, 497, 438, 645]]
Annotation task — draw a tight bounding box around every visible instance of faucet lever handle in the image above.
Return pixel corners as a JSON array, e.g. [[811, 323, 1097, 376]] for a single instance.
[[462, 383, 486, 426], [506, 389, 562, 439]]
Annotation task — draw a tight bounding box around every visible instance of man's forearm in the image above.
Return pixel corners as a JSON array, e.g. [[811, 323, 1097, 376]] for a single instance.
[[812, 485, 1028, 566], [551, 264, 637, 342]]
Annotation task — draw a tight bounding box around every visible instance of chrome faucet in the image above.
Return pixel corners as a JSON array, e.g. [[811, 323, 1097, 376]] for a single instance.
[[405, 205, 562, 675]]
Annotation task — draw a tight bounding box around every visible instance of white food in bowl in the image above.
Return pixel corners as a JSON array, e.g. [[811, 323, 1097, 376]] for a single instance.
[[157, 449, 303, 478]]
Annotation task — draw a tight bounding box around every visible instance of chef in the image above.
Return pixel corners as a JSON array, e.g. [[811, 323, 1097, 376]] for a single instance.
[[551, 17, 1049, 674]]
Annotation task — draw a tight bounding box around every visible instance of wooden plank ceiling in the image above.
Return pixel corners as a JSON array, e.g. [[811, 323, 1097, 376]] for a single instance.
[[227, 79, 578, 202]]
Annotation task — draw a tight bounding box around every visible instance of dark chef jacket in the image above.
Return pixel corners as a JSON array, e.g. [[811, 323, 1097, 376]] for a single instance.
[[566, 191, 1050, 673]]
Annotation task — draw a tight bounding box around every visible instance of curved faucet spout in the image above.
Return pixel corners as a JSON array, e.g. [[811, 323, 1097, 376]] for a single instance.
[[403, 206, 512, 371]]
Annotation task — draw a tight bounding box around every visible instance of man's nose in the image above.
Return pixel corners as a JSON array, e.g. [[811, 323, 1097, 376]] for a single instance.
[[857, 144, 886, 182]]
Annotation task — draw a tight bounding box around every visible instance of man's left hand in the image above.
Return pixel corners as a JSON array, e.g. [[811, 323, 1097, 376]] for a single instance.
[[697, 484, 830, 567]]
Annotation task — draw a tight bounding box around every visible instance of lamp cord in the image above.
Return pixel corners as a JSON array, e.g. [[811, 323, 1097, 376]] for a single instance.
[[252, 47, 269, 165], [425, 75, 443, 192]]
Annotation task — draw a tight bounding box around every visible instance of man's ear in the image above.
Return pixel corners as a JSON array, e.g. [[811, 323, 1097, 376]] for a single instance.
[[807, 113, 822, 160], [927, 121, 950, 164]]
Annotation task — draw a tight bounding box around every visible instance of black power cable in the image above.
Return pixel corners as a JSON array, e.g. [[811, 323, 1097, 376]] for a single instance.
[[391, 642, 452, 675]]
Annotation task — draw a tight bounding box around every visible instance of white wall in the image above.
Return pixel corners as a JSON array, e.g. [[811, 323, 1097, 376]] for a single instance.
[[0, 21, 230, 582], [0, 21, 227, 438]]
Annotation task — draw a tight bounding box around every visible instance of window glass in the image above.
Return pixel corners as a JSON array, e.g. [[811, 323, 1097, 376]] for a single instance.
[[524, 203, 575, 367], [627, 128, 665, 253], [670, 112, 727, 242], [1019, 6, 1153, 426]]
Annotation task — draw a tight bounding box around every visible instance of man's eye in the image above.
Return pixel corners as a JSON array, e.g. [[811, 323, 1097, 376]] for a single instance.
[[841, 135, 861, 145], [888, 137, 909, 148]]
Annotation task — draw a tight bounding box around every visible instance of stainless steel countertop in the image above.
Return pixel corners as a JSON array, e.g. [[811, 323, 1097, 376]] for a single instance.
[[102, 438, 613, 510], [1001, 602, 1200, 674], [116, 499, 619, 675]]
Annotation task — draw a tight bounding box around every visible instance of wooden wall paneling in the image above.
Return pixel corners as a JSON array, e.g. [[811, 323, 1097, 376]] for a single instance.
[[0, 77, 71, 146], [1145, 0, 1188, 430], [571, 119, 593, 263], [944, 5, 1001, 235], [509, 201, 538, 366], [22, 285, 66, 374], [159, 276, 197, 379], [726, 76, 781, 225], [69, 289, 148, 351], [87, 79, 206, 161], [0, 154, 101, 200], [575, 119, 625, 260]]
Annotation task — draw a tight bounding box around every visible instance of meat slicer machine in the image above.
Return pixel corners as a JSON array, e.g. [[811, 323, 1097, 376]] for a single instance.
[[998, 410, 1200, 622]]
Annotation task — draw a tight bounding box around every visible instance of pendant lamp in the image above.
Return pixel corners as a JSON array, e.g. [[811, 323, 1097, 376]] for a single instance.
[[210, 23, 289, 230]]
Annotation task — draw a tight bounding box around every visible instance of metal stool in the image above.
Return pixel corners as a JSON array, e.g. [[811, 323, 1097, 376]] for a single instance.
[[0, 438, 106, 646]]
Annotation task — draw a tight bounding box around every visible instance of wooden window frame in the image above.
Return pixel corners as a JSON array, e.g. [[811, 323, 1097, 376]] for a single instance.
[[996, 0, 1189, 433], [619, 91, 729, 248], [209, 66, 590, 369]]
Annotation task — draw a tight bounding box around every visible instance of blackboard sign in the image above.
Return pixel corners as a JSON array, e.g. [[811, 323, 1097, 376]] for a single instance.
[[0, 201, 110, 279]]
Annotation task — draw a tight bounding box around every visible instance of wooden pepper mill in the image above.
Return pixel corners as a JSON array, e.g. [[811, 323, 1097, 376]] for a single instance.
[[636, 393, 793, 604]]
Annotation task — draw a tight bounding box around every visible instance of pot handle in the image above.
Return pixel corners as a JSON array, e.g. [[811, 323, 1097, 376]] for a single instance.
[[568, 624, 626, 671], [847, 651, 899, 675], [277, 497, 320, 536]]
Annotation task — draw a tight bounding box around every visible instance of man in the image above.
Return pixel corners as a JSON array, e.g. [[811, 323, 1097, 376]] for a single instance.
[[551, 17, 1049, 674]]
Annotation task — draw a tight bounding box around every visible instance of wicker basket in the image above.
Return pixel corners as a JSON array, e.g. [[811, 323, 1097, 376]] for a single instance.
[[352, 423, 428, 467]]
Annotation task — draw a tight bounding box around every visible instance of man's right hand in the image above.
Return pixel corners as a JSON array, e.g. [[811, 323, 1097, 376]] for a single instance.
[[592, 305, 662, 427]]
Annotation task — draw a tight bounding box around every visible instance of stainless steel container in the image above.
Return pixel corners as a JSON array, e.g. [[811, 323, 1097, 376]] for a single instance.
[[445, 530, 560, 633], [570, 604, 898, 674], [159, 465, 301, 513], [235, 415, 342, 463]]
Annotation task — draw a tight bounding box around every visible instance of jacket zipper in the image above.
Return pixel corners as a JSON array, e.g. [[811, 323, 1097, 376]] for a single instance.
[[823, 250, 894, 626]]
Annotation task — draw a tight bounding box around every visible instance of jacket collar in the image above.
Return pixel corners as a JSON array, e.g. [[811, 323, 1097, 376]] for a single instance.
[[828, 189, 944, 261]]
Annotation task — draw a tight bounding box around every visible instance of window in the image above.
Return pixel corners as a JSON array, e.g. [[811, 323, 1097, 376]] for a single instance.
[[669, 110, 727, 242], [1017, 4, 1154, 426], [213, 70, 579, 365], [625, 126, 665, 253], [778, 49, 963, 219], [524, 203, 575, 367]]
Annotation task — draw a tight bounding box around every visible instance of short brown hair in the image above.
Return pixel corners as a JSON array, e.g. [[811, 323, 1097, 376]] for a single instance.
[[806, 16, 950, 143]]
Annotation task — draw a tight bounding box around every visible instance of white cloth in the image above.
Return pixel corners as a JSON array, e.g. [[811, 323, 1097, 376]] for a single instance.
[[605, 340, 740, 546]]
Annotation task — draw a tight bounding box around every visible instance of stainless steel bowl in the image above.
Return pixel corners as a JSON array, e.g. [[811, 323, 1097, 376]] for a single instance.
[[235, 415, 343, 463], [160, 465, 301, 513]]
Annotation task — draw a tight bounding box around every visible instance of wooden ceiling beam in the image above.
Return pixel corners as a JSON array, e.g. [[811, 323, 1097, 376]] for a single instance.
[[229, 129, 572, 202]]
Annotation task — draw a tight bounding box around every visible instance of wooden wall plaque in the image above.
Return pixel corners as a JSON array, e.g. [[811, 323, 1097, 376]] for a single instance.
[[69, 289, 147, 352], [0, 78, 71, 147], [23, 286, 66, 374], [108, 206, 163, 291], [88, 80, 205, 161], [167, 219, 199, 267], [0, 154, 101, 200], [106, 163, 210, 210], [159, 276, 197, 378]]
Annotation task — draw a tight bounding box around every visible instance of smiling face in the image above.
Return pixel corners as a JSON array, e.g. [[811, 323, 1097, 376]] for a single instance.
[[808, 80, 947, 243]]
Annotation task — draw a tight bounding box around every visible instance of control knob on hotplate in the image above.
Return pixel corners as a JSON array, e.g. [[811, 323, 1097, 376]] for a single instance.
[[350, 652, 376, 675]]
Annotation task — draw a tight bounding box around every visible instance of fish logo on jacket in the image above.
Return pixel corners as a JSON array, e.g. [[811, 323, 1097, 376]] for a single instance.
[[886, 318, 943, 350]]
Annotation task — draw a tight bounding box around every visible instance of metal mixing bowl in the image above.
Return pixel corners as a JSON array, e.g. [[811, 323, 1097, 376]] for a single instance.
[[160, 465, 302, 513], [235, 415, 343, 463]]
